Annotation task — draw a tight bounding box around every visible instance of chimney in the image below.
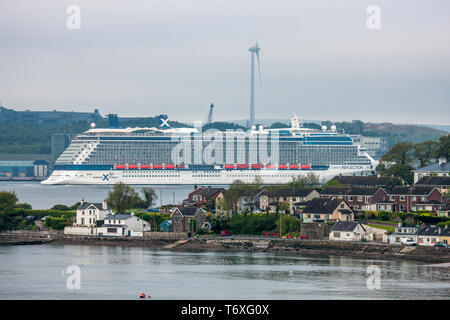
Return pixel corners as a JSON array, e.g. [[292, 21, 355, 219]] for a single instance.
[[80, 198, 85, 205], [131, 212, 135, 216], [438, 157, 446, 166], [102, 200, 108, 210]]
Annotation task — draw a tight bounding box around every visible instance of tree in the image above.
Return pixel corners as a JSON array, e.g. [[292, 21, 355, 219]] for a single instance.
[[0, 191, 19, 230], [385, 163, 414, 185], [106, 182, 140, 214], [381, 142, 414, 165], [288, 173, 320, 188], [141, 187, 157, 207], [322, 179, 343, 188], [437, 135, 450, 161], [414, 140, 439, 167]]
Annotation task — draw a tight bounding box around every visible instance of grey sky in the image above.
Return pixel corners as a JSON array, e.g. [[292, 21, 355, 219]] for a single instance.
[[0, 0, 449, 124]]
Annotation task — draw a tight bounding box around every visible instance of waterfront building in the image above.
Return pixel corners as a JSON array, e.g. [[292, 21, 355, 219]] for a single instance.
[[0, 160, 48, 180], [97, 212, 151, 237], [301, 198, 354, 222], [171, 206, 209, 233], [329, 221, 367, 241], [416, 226, 442, 246], [386, 225, 420, 245], [413, 158, 449, 183], [74, 200, 111, 227]]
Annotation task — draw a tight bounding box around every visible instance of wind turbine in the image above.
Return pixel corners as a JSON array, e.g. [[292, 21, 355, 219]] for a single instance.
[[248, 42, 262, 127]]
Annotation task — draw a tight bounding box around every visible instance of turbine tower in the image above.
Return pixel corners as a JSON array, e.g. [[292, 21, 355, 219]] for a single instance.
[[248, 42, 261, 127]]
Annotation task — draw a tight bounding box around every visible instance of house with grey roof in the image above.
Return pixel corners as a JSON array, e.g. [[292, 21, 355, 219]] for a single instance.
[[413, 158, 449, 183], [329, 221, 367, 241], [97, 212, 151, 237], [319, 186, 389, 211], [415, 176, 450, 194], [386, 224, 420, 245], [171, 206, 209, 233], [301, 198, 354, 222], [74, 199, 112, 227]]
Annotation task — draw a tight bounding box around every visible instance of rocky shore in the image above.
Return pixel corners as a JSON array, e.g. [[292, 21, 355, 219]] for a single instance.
[[1, 232, 449, 264]]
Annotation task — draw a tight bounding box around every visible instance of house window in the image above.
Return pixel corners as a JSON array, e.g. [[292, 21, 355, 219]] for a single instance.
[[400, 196, 405, 201], [357, 196, 362, 201], [412, 196, 416, 201], [365, 197, 370, 204], [390, 196, 395, 201], [340, 204, 345, 208], [334, 232, 340, 238], [421, 196, 426, 201]]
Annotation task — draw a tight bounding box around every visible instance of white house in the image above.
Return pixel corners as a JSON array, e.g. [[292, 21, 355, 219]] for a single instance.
[[97, 212, 151, 237], [74, 199, 112, 227], [386, 224, 420, 245], [65, 200, 113, 235], [329, 221, 367, 241], [416, 226, 441, 246]]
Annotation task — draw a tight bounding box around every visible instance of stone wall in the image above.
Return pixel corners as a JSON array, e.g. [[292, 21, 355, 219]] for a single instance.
[[299, 222, 333, 239], [144, 232, 188, 240]]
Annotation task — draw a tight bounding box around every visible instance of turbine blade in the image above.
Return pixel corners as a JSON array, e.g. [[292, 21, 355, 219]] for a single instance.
[[256, 51, 262, 87]]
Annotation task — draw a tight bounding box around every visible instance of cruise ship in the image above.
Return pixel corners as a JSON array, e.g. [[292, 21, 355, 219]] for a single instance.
[[42, 115, 377, 185]]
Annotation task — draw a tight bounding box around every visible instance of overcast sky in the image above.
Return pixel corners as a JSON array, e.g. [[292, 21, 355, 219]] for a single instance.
[[0, 0, 449, 125]]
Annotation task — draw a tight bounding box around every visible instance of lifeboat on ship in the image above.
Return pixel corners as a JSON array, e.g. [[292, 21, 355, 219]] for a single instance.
[[141, 164, 151, 169], [236, 164, 249, 169], [266, 164, 276, 169], [165, 164, 175, 169], [289, 164, 299, 169], [251, 164, 264, 169], [278, 164, 288, 169], [115, 164, 126, 169], [224, 164, 235, 169], [128, 164, 139, 169], [153, 164, 163, 169], [176, 164, 184, 169], [301, 164, 311, 169]]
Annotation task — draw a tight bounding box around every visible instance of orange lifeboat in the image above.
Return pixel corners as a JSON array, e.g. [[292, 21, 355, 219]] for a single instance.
[[128, 164, 139, 169], [251, 164, 264, 169], [165, 164, 175, 169], [141, 164, 151, 169], [236, 164, 249, 169], [289, 164, 299, 169], [224, 164, 235, 169], [278, 165, 288, 169], [266, 164, 276, 169], [153, 164, 163, 169], [301, 164, 311, 169]]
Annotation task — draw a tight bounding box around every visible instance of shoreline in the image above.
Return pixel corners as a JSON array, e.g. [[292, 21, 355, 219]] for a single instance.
[[2, 233, 449, 264]]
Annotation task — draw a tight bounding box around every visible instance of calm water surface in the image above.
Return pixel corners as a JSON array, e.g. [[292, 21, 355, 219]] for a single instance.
[[0, 244, 448, 300], [0, 181, 218, 209]]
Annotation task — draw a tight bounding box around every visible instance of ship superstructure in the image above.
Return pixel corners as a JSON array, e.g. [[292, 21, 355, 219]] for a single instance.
[[42, 115, 376, 185]]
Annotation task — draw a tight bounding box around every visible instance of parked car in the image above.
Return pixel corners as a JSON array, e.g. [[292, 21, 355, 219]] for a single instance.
[[219, 230, 232, 237], [147, 207, 159, 213], [433, 242, 449, 248], [300, 235, 308, 240], [41, 216, 51, 222], [286, 234, 294, 239], [400, 238, 417, 246]]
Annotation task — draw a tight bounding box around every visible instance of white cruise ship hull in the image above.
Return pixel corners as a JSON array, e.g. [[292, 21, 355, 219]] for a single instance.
[[41, 165, 373, 185]]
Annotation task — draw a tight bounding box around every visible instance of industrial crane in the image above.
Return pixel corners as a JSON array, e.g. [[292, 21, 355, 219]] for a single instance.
[[206, 103, 214, 124]]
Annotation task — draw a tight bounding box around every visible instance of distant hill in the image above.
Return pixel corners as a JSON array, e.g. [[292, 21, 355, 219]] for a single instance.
[[422, 124, 450, 133]]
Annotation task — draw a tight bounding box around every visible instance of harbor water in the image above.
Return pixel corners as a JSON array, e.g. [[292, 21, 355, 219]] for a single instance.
[[0, 244, 448, 300]]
